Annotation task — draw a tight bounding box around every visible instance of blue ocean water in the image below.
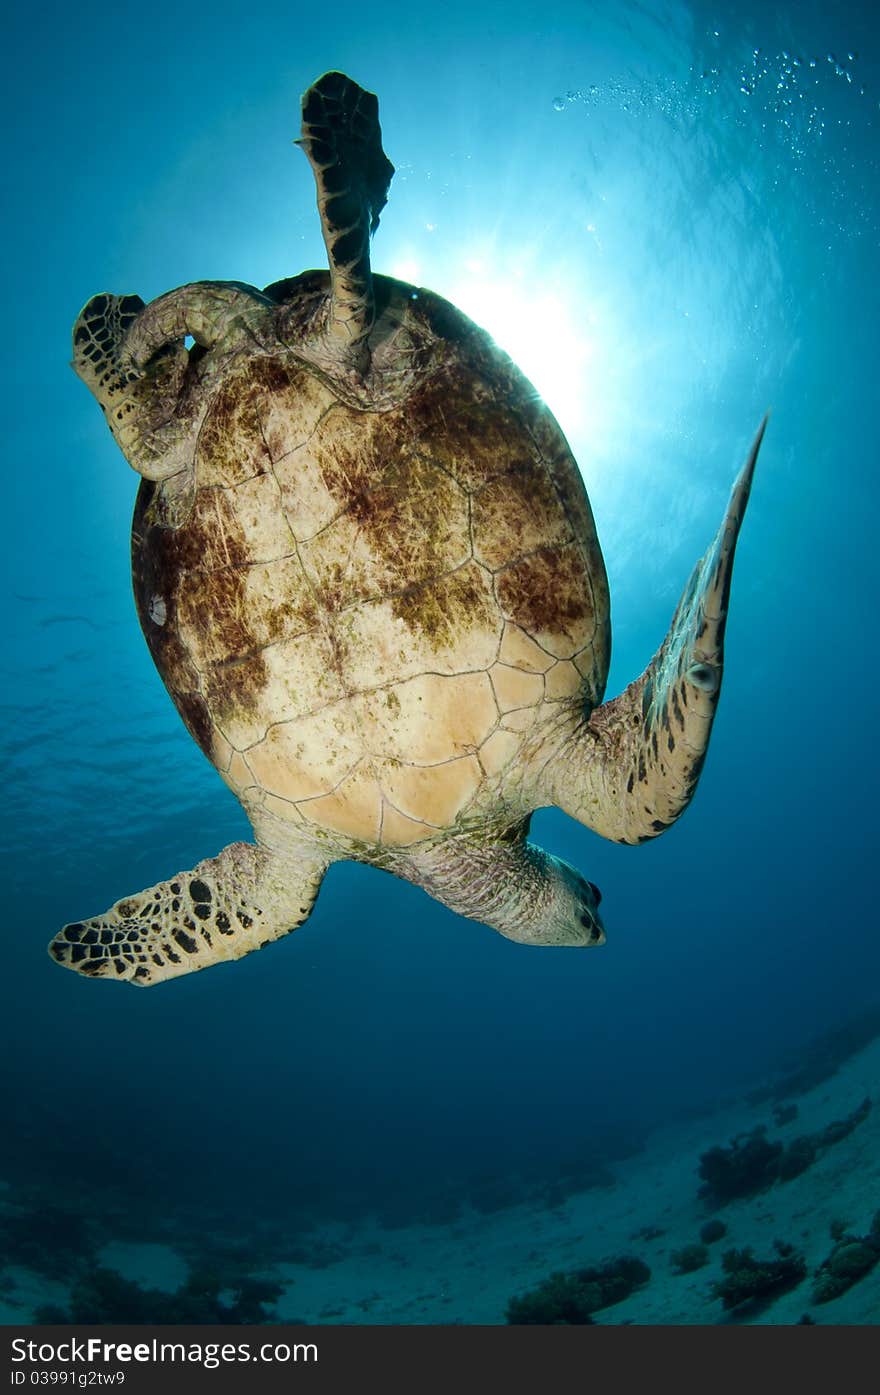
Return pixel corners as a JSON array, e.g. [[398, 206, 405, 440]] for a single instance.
[[2, 0, 878, 1323]]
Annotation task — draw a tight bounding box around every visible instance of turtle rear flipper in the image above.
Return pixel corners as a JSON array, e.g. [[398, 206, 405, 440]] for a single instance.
[[49, 842, 327, 986], [548, 416, 767, 844], [298, 71, 395, 366]]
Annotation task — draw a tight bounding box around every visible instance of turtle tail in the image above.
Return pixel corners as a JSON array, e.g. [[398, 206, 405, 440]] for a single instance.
[[298, 71, 395, 369]]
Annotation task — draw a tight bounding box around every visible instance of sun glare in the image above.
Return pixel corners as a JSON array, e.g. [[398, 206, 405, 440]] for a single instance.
[[390, 249, 606, 445]]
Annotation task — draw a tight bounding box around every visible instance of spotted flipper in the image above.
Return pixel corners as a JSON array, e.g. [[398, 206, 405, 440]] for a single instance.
[[72, 283, 275, 481], [71, 292, 183, 478], [49, 842, 327, 986], [298, 71, 394, 363], [72, 292, 145, 402], [550, 416, 767, 844]]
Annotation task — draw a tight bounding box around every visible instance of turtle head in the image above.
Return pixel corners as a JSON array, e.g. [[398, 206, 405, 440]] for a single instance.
[[72, 282, 275, 481], [532, 854, 606, 948]]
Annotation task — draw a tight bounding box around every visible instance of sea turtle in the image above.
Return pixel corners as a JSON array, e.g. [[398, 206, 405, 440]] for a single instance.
[[50, 71, 765, 986]]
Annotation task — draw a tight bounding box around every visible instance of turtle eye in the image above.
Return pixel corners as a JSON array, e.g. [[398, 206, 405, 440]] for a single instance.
[[587, 881, 602, 906]]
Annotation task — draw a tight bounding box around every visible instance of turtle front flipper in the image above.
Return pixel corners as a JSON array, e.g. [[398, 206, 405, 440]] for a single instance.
[[298, 71, 395, 370], [72, 282, 274, 480], [547, 416, 767, 844], [49, 842, 328, 986]]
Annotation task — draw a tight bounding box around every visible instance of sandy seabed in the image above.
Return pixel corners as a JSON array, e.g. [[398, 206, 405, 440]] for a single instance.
[[2, 1034, 878, 1326]]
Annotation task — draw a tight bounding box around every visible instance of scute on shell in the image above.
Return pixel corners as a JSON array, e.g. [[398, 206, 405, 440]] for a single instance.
[[133, 279, 609, 846]]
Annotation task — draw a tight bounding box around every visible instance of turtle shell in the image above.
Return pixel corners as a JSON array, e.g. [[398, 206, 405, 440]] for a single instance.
[[132, 275, 610, 848]]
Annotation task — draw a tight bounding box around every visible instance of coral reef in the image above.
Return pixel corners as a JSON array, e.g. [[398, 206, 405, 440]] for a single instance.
[[34, 1265, 283, 1325], [506, 1256, 650, 1324], [699, 1218, 728, 1245], [812, 1211, 880, 1303], [775, 1134, 817, 1181], [712, 1242, 807, 1312], [698, 1126, 782, 1203], [670, 1244, 709, 1275], [816, 1098, 872, 1146], [0, 1202, 100, 1281], [505, 1272, 597, 1325], [772, 1103, 799, 1127], [698, 1098, 872, 1204], [672, 1244, 714, 1277]]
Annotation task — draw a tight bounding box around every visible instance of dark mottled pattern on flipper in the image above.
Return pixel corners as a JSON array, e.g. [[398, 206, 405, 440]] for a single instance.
[[300, 73, 394, 237], [551, 417, 766, 844], [72, 293, 144, 401], [48, 843, 327, 987], [299, 72, 395, 351]]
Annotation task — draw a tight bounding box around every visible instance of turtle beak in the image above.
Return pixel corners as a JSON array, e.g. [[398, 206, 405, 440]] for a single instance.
[[579, 889, 605, 946]]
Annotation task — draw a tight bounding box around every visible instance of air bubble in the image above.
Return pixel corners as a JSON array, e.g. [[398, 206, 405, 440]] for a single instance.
[[552, 96, 566, 111]]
